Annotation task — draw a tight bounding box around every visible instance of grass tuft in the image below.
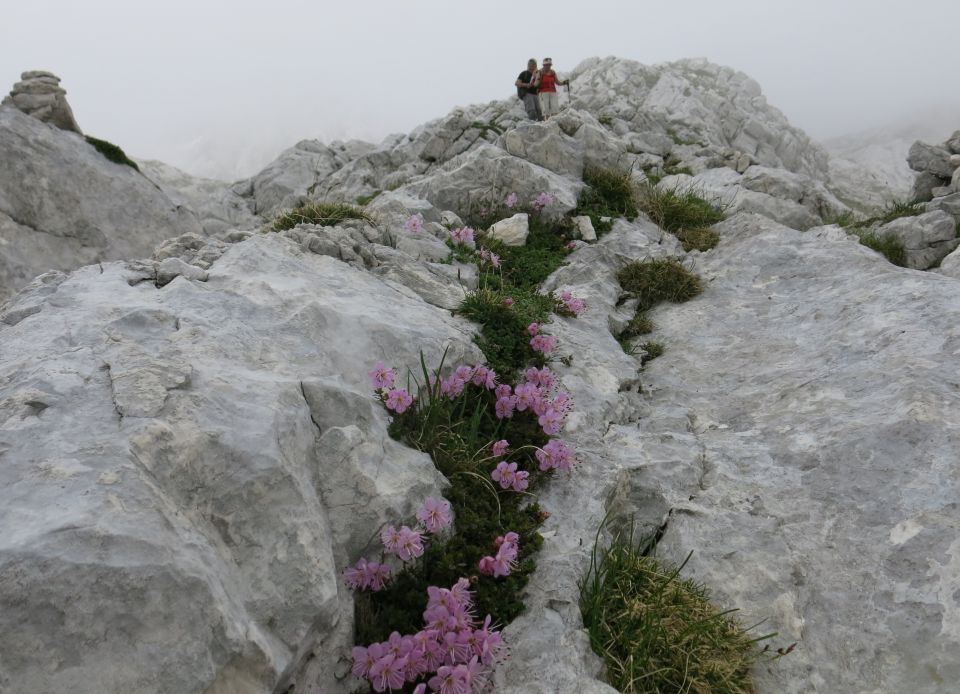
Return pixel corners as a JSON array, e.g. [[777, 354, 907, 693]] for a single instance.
[[675, 226, 720, 252], [639, 341, 665, 364], [272, 202, 372, 231], [575, 166, 640, 235], [355, 191, 381, 206], [85, 135, 139, 170], [618, 258, 704, 311], [580, 527, 767, 694], [638, 185, 725, 233], [857, 233, 907, 267]]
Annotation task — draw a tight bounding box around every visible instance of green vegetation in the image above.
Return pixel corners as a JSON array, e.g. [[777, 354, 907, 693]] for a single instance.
[[638, 185, 725, 233], [355, 190, 381, 206], [580, 527, 767, 694], [470, 120, 504, 136], [675, 226, 721, 252], [84, 135, 139, 170], [663, 164, 694, 177], [618, 258, 704, 311], [835, 199, 925, 231], [575, 165, 640, 235], [639, 341, 665, 364], [857, 232, 907, 267], [620, 312, 654, 339], [356, 358, 547, 644], [272, 202, 371, 231]]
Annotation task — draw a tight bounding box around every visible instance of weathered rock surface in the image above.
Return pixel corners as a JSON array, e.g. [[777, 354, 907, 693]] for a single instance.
[[488, 213, 530, 246], [2, 70, 82, 133], [139, 159, 261, 235], [0, 232, 482, 693], [875, 210, 960, 269], [0, 107, 202, 303]]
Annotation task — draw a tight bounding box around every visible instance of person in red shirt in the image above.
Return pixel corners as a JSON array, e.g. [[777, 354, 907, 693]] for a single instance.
[[538, 58, 569, 120]]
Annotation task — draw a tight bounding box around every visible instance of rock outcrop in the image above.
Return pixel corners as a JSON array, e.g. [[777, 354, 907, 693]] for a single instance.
[[3, 54, 960, 694], [0, 106, 203, 303], [908, 130, 960, 201], [2, 70, 82, 133]]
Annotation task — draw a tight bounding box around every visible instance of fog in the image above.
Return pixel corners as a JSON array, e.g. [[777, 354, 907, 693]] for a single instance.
[[3, 0, 958, 180]]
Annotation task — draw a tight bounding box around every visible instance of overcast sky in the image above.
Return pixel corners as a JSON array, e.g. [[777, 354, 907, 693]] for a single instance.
[[3, 0, 958, 180]]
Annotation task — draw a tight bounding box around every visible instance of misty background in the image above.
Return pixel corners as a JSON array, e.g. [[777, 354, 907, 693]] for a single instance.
[[3, 0, 959, 181]]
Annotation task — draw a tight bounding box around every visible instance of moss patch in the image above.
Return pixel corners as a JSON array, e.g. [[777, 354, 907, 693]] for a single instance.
[[84, 135, 139, 170], [675, 226, 720, 252], [272, 202, 371, 231], [618, 258, 704, 311]]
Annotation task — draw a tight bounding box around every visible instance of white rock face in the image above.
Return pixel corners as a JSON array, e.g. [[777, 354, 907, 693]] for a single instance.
[[0, 107, 202, 303], [139, 159, 261, 235], [488, 213, 530, 246], [0, 232, 482, 694]]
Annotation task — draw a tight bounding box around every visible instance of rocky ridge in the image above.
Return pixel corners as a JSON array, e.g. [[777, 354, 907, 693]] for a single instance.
[[2, 56, 960, 694]]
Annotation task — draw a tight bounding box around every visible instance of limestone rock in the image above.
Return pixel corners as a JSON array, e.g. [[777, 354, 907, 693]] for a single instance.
[[907, 140, 956, 178], [0, 107, 202, 304], [155, 257, 209, 286], [572, 215, 597, 241], [0, 233, 482, 693], [139, 159, 261, 235], [913, 170, 950, 202], [875, 210, 959, 269], [488, 213, 530, 246], [499, 121, 586, 178], [926, 192, 960, 219], [947, 130, 960, 155], [2, 70, 82, 133]]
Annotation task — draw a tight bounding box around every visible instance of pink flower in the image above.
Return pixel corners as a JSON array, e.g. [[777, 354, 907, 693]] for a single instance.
[[561, 290, 586, 316], [365, 561, 391, 591], [526, 322, 539, 336], [440, 375, 466, 399], [478, 555, 496, 576], [471, 365, 497, 389], [491, 461, 518, 490], [449, 226, 475, 246], [385, 388, 413, 413], [505, 192, 518, 208], [397, 525, 425, 561], [368, 361, 396, 390], [381, 525, 403, 554], [539, 408, 564, 435], [530, 334, 557, 354], [495, 395, 516, 419], [417, 497, 453, 533], [566, 240, 578, 250], [532, 192, 555, 212], [525, 366, 556, 389], [512, 470, 530, 492], [429, 664, 470, 694], [479, 248, 501, 268], [344, 558, 368, 590], [494, 384, 512, 400], [369, 653, 406, 692], [404, 213, 424, 234], [536, 439, 574, 472], [502, 297, 513, 307], [513, 383, 539, 412], [413, 685, 427, 694], [492, 439, 509, 457], [352, 643, 385, 680]]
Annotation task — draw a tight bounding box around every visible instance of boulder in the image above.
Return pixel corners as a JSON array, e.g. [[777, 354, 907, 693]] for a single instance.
[[488, 213, 530, 246], [499, 121, 585, 178], [875, 210, 959, 269], [0, 107, 202, 304], [913, 170, 950, 203], [926, 192, 960, 219], [947, 130, 960, 155], [907, 141, 955, 178], [953, 166, 960, 193], [2, 70, 82, 133], [572, 215, 597, 241], [0, 232, 482, 693]]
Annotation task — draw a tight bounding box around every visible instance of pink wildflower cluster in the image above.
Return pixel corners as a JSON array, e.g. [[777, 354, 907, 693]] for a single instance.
[[449, 226, 475, 247], [351, 578, 503, 692], [478, 532, 520, 577], [369, 362, 413, 414], [535, 438, 575, 472], [531, 192, 555, 213], [502, 297, 514, 307], [504, 192, 519, 208], [344, 498, 452, 593], [440, 364, 497, 398], [404, 213, 424, 234], [478, 248, 501, 268], [560, 290, 586, 316], [492, 366, 573, 437], [491, 462, 529, 492], [525, 322, 558, 355]]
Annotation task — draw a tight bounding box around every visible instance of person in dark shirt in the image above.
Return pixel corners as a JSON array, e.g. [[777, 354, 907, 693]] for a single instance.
[[515, 59, 543, 121]]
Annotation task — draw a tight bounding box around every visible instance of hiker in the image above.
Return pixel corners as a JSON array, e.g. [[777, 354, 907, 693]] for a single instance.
[[538, 58, 569, 120], [515, 59, 543, 121]]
